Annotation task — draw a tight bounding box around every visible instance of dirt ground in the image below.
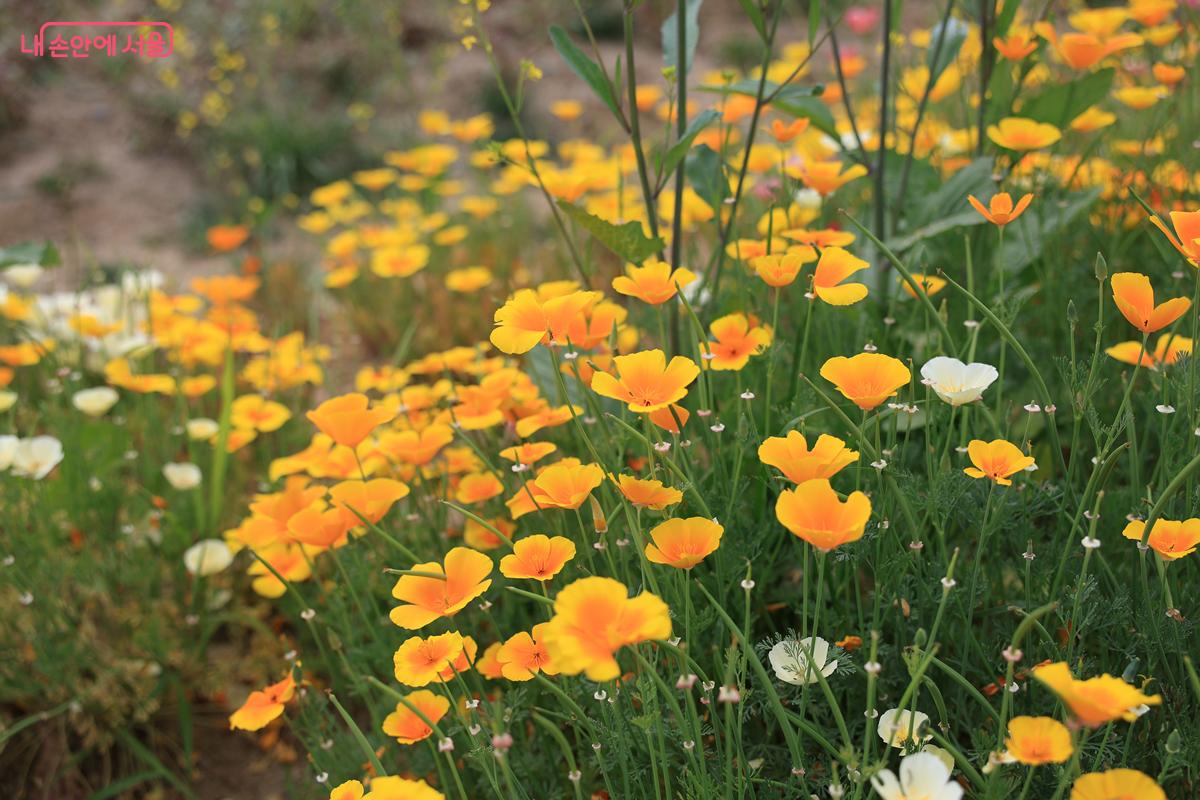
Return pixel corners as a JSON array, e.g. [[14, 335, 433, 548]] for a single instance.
[[0, 74, 232, 286]]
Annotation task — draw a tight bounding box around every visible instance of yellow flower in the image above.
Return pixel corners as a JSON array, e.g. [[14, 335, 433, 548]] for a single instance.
[[499, 534, 576, 580], [389, 548, 493, 629], [963, 439, 1036, 486], [393, 632, 466, 687], [758, 431, 859, 484], [1004, 716, 1073, 765], [611, 258, 697, 305], [1033, 662, 1161, 727], [986, 117, 1062, 150], [1070, 769, 1165, 800], [1121, 518, 1200, 560], [542, 577, 671, 681], [775, 478, 871, 551], [644, 517, 724, 568], [616, 475, 683, 510], [812, 247, 870, 305], [700, 313, 773, 371], [591, 349, 700, 413], [819, 353, 911, 410], [381, 690, 449, 744]]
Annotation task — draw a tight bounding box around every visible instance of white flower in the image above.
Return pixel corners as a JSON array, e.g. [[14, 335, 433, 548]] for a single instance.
[[877, 708, 931, 749], [870, 751, 962, 800], [72, 387, 120, 417], [163, 462, 202, 490], [5, 263, 44, 288], [768, 637, 838, 685], [919, 357, 999, 406], [183, 539, 234, 576], [0, 435, 18, 470], [12, 436, 64, 479], [186, 418, 220, 441], [0, 391, 16, 412]]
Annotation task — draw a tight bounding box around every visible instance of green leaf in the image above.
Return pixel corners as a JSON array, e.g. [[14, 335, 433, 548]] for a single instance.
[[1017, 68, 1113, 127], [684, 144, 728, 212], [662, 0, 703, 71], [549, 25, 621, 120], [997, 188, 1101, 273], [737, 0, 766, 40], [657, 108, 719, 180], [807, 0, 821, 45], [0, 241, 59, 268], [887, 211, 986, 253], [913, 156, 995, 226], [557, 199, 664, 264], [770, 95, 837, 138]]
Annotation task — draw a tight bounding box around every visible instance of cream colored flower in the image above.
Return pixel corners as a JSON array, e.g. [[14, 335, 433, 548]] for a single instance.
[[72, 387, 120, 417], [163, 462, 202, 490]]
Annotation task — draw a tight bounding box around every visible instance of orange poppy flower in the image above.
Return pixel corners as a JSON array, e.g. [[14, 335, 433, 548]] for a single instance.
[[489, 289, 601, 354], [475, 642, 506, 679], [498, 441, 558, 466], [752, 248, 816, 287], [1004, 716, 1073, 765], [328, 478, 409, 526], [286, 505, 355, 548], [770, 118, 810, 143], [993, 33, 1038, 61], [1070, 770, 1165, 800], [393, 632, 466, 686], [496, 622, 559, 680], [248, 543, 314, 597], [616, 475, 683, 509], [812, 247, 870, 305], [207, 224, 250, 252], [230, 394, 292, 432], [789, 160, 869, 196], [1032, 662, 1161, 727], [591, 349, 700, 413], [381, 690, 450, 744], [307, 393, 396, 449], [329, 779, 364, 800], [781, 228, 856, 248], [463, 516, 515, 550], [758, 430, 859, 483], [506, 461, 605, 519], [1149, 209, 1200, 265], [1040, 26, 1143, 70], [775, 478, 871, 551], [382, 424, 455, 466], [229, 671, 295, 730], [647, 403, 690, 434], [963, 439, 1036, 486], [819, 353, 912, 410], [1105, 334, 1192, 369], [1121, 518, 1200, 560], [901, 273, 948, 298], [541, 576, 672, 681], [1110, 272, 1191, 333], [515, 404, 579, 438], [190, 275, 259, 306], [611, 258, 697, 305], [967, 192, 1034, 226], [1152, 63, 1185, 86], [389, 547, 493, 629], [454, 471, 505, 504], [644, 517, 724, 568], [700, 313, 773, 371], [499, 534, 577, 580], [987, 117, 1062, 150]]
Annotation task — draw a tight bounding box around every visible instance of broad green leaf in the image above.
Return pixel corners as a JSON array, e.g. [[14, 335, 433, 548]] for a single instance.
[[886, 211, 986, 253], [549, 25, 621, 120], [807, 0, 821, 45], [685, 144, 728, 212], [737, 0, 766, 40], [662, 0, 703, 72], [997, 188, 1101, 273], [657, 109, 719, 180], [0, 241, 59, 268], [913, 156, 995, 225], [557, 199, 664, 264], [1017, 68, 1113, 128]]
